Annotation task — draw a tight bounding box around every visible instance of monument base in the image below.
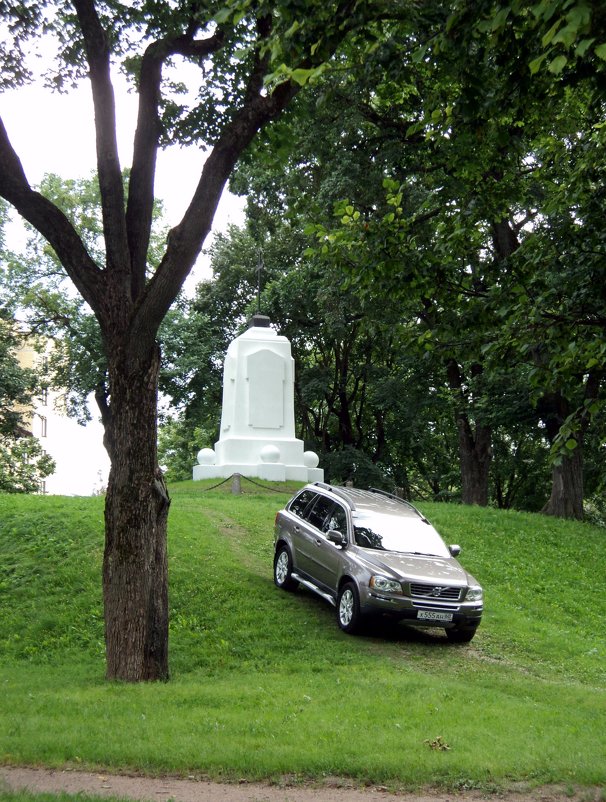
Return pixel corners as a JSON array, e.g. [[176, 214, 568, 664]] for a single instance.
[[192, 462, 323, 483]]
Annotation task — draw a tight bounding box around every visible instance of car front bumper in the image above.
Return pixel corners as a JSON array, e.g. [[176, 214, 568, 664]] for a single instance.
[[362, 588, 483, 628]]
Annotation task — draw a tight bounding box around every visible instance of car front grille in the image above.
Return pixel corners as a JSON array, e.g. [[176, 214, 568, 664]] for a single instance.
[[410, 583, 462, 601]]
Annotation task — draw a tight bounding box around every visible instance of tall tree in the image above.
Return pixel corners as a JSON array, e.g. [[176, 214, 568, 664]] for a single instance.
[[0, 0, 391, 681]]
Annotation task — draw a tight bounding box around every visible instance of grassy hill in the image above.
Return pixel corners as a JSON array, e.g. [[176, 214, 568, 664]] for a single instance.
[[0, 480, 605, 792]]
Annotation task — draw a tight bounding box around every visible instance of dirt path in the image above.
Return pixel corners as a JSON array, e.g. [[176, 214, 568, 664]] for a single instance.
[[0, 766, 427, 801], [0, 766, 594, 802]]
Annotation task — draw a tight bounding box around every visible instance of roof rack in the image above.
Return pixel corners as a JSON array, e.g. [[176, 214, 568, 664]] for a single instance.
[[368, 487, 428, 522], [311, 482, 429, 522], [312, 481, 357, 510]]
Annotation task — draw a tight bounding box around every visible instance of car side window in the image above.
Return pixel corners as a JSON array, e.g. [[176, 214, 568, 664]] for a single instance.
[[326, 504, 347, 536], [288, 490, 317, 519], [305, 496, 335, 531], [306, 496, 347, 538]]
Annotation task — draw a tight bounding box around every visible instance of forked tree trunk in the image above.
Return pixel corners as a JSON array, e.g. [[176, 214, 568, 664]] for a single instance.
[[101, 342, 170, 681]]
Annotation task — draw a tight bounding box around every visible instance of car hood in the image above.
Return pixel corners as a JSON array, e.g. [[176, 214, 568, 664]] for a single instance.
[[357, 549, 469, 585]]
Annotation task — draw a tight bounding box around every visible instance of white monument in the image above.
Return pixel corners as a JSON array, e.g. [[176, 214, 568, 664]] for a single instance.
[[193, 315, 323, 483]]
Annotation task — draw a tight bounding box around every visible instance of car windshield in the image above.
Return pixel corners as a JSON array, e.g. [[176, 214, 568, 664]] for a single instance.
[[353, 511, 451, 557]]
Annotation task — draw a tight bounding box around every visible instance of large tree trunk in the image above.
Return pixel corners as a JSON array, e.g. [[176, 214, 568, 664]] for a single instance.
[[457, 416, 492, 506], [542, 446, 584, 519], [538, 391, 584, 521], [446, 359, 492, 506], [101, 342, 170, 681]]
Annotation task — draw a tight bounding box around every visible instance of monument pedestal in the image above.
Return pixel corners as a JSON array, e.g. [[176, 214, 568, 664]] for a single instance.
[[193, 316, 323, 483]]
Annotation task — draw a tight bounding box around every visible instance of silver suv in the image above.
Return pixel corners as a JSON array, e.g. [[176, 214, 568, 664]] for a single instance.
[[273, 482, 483, 642]]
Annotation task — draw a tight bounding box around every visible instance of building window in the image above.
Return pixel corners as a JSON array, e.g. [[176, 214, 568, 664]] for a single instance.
[[40, 416, 48, 437]]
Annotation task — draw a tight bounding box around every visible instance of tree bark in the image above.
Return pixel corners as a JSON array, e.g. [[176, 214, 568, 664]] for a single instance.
[[538, 391, 584, 520], [457, 415, 492, 506], [102, 341, 170, 680], [542, 446, 584, 520], [446, 359, 492, 506]]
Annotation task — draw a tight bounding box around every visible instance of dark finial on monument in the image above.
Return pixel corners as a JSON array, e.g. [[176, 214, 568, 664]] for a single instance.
[[249, 249, 271, 328]]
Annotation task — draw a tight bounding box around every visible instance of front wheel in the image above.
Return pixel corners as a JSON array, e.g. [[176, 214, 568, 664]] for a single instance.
[[337, 582, 364, 634], [445, 625, 478, 643], [274, 546, 299, 592]]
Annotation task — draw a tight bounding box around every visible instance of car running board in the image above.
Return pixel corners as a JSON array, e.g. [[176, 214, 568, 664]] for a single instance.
[[291, 572, 336, 606]]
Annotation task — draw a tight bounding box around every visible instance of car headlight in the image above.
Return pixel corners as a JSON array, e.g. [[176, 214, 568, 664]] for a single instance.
[[466, 585, 483, 602], [370, 575, 402, 594]]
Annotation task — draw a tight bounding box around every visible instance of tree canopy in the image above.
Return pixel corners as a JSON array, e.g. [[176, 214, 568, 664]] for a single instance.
[[161, 0, 605, 520]]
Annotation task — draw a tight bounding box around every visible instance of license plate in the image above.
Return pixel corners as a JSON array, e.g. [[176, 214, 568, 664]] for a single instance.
[[417, 610, 453, 622]]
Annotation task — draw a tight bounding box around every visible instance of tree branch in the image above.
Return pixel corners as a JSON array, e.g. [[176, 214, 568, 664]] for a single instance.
[[127, 29, 225, 300], [73, 0, 130, 282], [0, 115, 103, 308], [130, 0, 366, 348], [132, 72, 300, 346]]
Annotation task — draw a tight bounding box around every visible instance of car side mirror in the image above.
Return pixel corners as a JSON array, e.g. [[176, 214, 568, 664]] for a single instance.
[[449, 544, 461, 557], [327, 529, 347, 548]]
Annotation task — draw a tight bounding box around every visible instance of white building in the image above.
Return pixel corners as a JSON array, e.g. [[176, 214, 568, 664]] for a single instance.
[[17, 341, 110, 496]]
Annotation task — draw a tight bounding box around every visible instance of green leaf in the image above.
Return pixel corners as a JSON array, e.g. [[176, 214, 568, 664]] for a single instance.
[[412, 44, 428, 63], [547, 54, 568, 73], [290, 68, 313, 86], [575, 37, 595, 57], [529, 54, 546, 74], [491, 7, 511, 32], [565, 4, 591, 30], [552, 24, 579, 48], [565, 439, 578, 450], [406, 121, 425, 137], [595, 43, 606, 60], [542, 20, 561, 48], [285, 20, 300, 38]]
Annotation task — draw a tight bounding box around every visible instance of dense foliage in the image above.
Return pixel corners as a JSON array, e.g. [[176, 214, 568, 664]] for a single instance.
[[159, 3, 606, 521], [0, 316, 56, 493]]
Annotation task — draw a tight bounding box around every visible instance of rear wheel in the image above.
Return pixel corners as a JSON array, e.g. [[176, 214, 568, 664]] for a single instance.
[[274, 546, 299, 592], [445, 625, 478, 643], [337, 582, 364, 634]]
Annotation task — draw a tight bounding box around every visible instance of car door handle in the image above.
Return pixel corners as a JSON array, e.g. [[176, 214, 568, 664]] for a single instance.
[[315, 538, 323, 546]]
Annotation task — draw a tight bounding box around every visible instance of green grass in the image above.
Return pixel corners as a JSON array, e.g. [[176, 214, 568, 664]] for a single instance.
[[1, 481, 605, 792]]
